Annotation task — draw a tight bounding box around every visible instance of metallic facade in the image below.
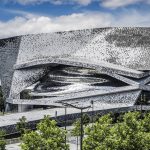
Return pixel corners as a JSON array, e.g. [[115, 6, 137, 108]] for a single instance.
[[0, 27, 150, 111]]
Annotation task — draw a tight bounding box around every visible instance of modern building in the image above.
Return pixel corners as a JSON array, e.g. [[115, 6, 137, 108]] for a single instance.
[[0, 27, 150, 112]]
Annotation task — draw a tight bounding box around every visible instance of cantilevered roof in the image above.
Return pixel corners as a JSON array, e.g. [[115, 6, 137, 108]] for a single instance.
[[0, 27, 150, 108]]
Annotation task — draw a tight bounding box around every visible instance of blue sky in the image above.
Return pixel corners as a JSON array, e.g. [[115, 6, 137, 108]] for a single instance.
[[0, 0, 150, 38]]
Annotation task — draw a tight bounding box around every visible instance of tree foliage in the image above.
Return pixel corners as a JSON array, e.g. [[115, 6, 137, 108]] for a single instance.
[[71, 120, 81, 137], [83, 112, 150, 150], [71, 113, 90, 136], [21, 115, 69, 150], [16, 116, 28, 135], [20, 90, 31, 99], [82, 113, 91, 126], [0, 130, 6, 150], [71, 113, 90, 150]]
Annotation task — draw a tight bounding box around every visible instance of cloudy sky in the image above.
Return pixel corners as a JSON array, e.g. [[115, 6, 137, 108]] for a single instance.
[[0, 0, 150, 38]]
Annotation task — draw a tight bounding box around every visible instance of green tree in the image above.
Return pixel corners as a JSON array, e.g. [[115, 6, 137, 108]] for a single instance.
[[83, 114, 112, 150], [20, 90, 31, 99], [71, 114, 90, 150], [71, 120, 81, 137], [93, 113, 101, 122], [82, 114, 90, 126], [16, 116, 27, 135], [71, 114, 91, 137], [0, 130, 6, 150], [83, 112, 150, 150], [21, 115, 69, 150], [71, 120, 80, 150]]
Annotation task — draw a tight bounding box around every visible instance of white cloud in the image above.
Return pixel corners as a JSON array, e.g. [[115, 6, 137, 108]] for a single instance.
[[4, 0, 150, 7], [4, 0, 49, 5], [4, 0, 92, 5], [101, 0, 150, 9], [75, 0, 92, 5], [50, 0, 92, 5], [0, 12, 112, 38], [113, 9, 150, 26], [0, 10, 150, 39]]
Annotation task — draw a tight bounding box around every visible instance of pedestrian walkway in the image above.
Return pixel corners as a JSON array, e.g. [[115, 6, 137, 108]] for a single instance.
[[0, 103, 131, 127]]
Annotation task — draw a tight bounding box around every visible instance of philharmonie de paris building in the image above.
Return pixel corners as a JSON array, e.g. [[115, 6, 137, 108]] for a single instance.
[[0, 27, 150, 112]]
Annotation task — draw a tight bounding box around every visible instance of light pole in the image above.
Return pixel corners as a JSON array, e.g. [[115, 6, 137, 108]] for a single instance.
[[90, 100, 94, 149], [140, 93, 146, 113], [61, 102, 91, 150], [65, 107, 67, 130], [90, 100, 94, 125], [64, 106, 67, 147], [80, 108, 83, 150], [140, 94, 143, 113]]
